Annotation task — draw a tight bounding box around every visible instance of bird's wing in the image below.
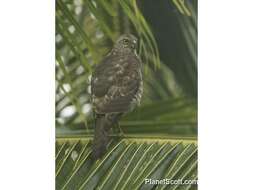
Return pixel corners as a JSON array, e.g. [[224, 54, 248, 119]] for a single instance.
[[91, 54, 142, 114], [91, 56, 117, 97]]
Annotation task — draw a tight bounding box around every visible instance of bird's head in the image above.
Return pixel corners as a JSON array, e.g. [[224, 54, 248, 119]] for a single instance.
[[113, 34, 138, 53]]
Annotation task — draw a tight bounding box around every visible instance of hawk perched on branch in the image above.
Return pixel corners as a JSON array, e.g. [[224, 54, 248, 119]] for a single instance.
[[91, 34, 143, 159]]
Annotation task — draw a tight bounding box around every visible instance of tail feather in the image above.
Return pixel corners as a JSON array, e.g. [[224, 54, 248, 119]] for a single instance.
[[92, 114, 121, 160], [92, 116, 109, 159]]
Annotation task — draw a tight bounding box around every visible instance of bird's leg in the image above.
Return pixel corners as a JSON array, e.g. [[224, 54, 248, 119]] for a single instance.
[[106, 113, 125, 137]]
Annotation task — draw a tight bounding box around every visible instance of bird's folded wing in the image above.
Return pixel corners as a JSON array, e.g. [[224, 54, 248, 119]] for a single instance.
[[91, 55, 141, 114]]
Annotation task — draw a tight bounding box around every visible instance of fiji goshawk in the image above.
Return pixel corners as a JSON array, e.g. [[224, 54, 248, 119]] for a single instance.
[[91, 34, 143, 159]]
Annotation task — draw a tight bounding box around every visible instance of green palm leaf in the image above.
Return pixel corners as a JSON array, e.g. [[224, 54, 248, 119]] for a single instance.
[[56, 138, 197, 190]]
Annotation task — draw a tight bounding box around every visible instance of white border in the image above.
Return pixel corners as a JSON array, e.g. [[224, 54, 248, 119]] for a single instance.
[[199, 0, 253, 189], [0, 1, 55, 189], [0, 0, 253, 189]]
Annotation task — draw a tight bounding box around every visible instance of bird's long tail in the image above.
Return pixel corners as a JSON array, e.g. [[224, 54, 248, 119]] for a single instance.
[[92, 114, 121, 160]]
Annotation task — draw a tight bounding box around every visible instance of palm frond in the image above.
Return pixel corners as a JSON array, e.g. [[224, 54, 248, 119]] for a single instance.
[[172, 0, 192, 16], [56, 138, 197, 190]]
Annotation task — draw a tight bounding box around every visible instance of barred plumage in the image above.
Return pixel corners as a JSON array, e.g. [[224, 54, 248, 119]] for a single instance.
[[91, 34, 143, 159]]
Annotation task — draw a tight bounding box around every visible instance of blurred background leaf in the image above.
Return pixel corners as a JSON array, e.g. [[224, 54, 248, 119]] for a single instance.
[[56, 0, 197, 136]]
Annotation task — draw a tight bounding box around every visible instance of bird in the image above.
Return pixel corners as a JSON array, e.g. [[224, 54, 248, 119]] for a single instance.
[[91, 34, 143, 159]]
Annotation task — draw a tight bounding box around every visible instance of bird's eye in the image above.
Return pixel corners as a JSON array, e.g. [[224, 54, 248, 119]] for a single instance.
[[123, 39, 129, 44]]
